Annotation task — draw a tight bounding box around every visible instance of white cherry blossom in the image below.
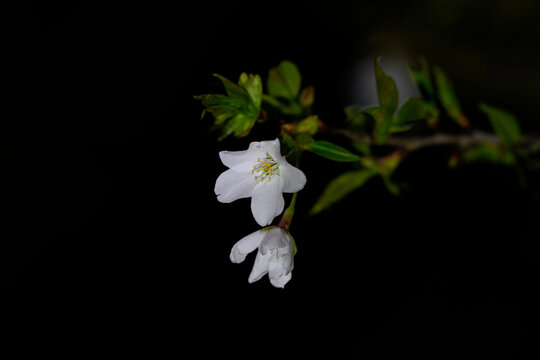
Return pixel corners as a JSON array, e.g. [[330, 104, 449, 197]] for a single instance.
[[230, 227, 294, 288], [215, 139, 306, 226]]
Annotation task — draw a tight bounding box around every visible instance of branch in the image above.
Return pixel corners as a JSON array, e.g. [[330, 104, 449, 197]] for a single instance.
[[332, 128, 540, 153]]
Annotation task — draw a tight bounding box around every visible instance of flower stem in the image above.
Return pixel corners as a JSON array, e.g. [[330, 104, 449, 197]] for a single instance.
[[279, 149, 302, 230], [279, 192, 297, 230]]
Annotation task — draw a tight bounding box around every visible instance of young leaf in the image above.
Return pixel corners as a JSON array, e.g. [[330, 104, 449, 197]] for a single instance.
[[238, 73, 263, 109], [262, 94, 304, 117], [306, 140, 362, 162], [461, 143, 501, 164], [267, 60, 302, 100], [295, 115, 319, 135], [395, 97, 438, 125], [408, 56, 435, 98], [345, 106, 368, 131], [374, 57, 398, 143], [212, 73, 247, 101], [375, 57, 398, 114], [351, 140, 371, 155], [299, 85, 315, 109], [195, 73, 261, 140], [310, 169, 377, 215], [433, 66, 469, 128], [362, 106, 382, 118], [479, 103, 521, 148], [378, 151, 403, 195]]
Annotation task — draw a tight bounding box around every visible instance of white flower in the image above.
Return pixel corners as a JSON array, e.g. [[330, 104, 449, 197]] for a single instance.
[[230, 227, 294, 288], [215, 139, 306, 226]]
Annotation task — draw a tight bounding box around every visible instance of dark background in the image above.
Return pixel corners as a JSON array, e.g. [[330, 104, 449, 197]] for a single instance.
[[5, 0, 539, 356]]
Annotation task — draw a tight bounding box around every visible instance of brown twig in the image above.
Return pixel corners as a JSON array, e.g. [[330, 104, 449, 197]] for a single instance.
[[332, 128, 540, 153]]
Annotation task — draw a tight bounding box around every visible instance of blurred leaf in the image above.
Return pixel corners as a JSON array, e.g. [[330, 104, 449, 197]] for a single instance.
[[279, 131, 297, 153], [382, 177, 400, 195], [375, 57, 398, 114], [310, 169, 377, 215], [267, 60, 302, 100], [408, 56, 435, 98], [479, 103, 521, 148], [378, 151, 402, 195], [351, 140, 371, 155], [295, 115, 319, 135], [295, 133, 315, 149], [345, 106, 369, 131], [299, 85, 315, 109], [306, 140, 362, 162], [377, 151, 403, 176], [395, 97, 439, 126], [262, 94, 304, 117], [461, 143, 501, 164], [433, 66, 469, 128], [374, 57, 398, 143], [389, 124, 414, 134], [362, 106, 382, 118], [372, 110, 388, 142], [361, 152, 403, 195]]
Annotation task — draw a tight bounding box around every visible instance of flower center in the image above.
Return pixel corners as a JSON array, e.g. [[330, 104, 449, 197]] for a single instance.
[[252, 154, 280, 182]]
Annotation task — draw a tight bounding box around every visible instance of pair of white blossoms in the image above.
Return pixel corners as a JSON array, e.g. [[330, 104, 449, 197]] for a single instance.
[[215, 139, 307, 288]]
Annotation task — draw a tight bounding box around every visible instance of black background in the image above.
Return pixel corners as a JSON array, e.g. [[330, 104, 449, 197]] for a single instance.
[[5, 0, 539, 356]]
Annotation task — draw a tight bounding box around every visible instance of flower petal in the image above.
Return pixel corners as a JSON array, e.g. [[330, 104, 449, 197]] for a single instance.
[[268, 257, 293, 288], [215, 169, 256, 203], [230, 230, 265, 263], [248, 251, 272, 284], [259, 227, 289, 255], [250, 180, 285, 226], [258, 139, 281, 159], [281, 163, 307, 193], [219, 149, 261, 173]]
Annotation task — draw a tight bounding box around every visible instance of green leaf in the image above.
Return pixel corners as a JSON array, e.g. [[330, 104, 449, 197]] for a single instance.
[[395, 97, 439, 125], [299, 85, 315, 108], [262, 94, 304, 117], [195, 73, 261, 140], [351, 140, 371, 155], [280, 131, 297, 152], [479, 103, 521, 148], [310, 169, 377, 215], [238, 73, 263, 109], [377, 151, 403, 176], [362, 106, 382, 118], [374, 57, 398, 143], [295, 133, 315, 149], [306, 140, 362, 162], [375, 57, 398, 114], [408, 56, 435, 98], [267, 60, 302, 100], [345, 106, 370, 131], [360, 152, 403, 195], [212, 74, 247, 101], [288, 232, 298, 255], [433, 66, 469, 128], [295, 115, 319, 135], [461, 143, 501, 164], [372, 110, 389, 143]]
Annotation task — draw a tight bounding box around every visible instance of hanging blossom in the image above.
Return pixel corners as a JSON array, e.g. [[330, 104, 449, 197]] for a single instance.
[[230, 226, 295, 288], [215, 139, 306, 226]]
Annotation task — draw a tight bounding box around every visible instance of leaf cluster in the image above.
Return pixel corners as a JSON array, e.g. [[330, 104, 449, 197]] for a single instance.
[[196, 57, 532, 215], [195, 73, 262, 140], [310, 56, 525, 214]]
